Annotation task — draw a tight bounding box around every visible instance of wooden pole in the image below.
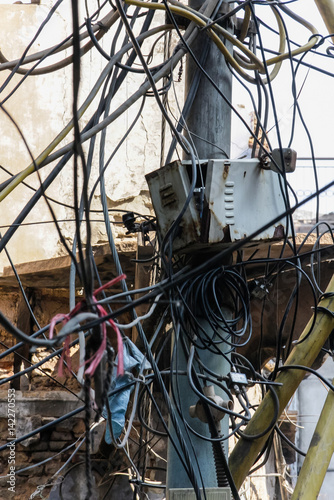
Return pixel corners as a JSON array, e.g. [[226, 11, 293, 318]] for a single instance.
[[314, 0, 334, 43]]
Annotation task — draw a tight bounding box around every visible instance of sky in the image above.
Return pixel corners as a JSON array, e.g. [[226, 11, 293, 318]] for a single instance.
[[1, 0, 333, 219], [230, 0, 334, 219]]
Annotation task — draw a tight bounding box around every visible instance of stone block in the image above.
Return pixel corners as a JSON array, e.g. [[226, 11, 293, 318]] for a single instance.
[[54, 418, 77, 432], [6, 473, 28, 487], [12, 452, 31, 467], [49, 441, 68, 451], [50, 431, 74, 441], [28, 475, 46, 487], [0, 391, 85, 419], [16, 415, 42, 447], [30, 451, 54, 462], [26, 440, 49, 452], [41, 417, 56, 426], [44, 460, 62, 476], [72, 419, 86, 436], [0, 418, 8, 433]]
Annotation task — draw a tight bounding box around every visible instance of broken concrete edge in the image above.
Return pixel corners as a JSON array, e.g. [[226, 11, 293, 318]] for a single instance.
[[0, 241, 138, 289], [0, 390, 84, 419]]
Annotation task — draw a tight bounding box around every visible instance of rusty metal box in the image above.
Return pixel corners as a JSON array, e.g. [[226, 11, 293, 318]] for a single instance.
[[146, 159, 289, 252]]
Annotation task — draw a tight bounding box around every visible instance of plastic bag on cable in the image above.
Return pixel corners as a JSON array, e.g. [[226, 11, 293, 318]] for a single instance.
[[102, 337, 150, 442]]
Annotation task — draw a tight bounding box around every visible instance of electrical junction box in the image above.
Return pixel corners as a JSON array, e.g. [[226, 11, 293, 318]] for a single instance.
[[146, 159, 290, 253], [167, 488, 232, 500]]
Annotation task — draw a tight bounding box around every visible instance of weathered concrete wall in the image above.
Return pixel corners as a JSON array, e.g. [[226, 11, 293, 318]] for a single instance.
[[0, 1, 172, 274], [0, 390, 101, 500]]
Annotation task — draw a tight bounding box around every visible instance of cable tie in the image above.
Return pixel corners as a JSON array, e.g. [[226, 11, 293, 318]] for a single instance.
[[319, 292, 334, 301], [311, 306, 334, 318], [200, 19, 214, 31], [326, 45, 334, 57], [137, 373, 146, 384], [96, 20, 109, 32], [308, 33, 324, 49], [129, 478, 143, 486]]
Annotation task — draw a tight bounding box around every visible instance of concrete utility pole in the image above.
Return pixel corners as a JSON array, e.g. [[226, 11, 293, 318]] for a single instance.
[[184, 0, 232, 160], [166, 1, 234, 497]]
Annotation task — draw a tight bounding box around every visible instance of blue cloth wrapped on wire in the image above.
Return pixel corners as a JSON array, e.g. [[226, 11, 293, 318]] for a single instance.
[[103, 337, 150, 442]]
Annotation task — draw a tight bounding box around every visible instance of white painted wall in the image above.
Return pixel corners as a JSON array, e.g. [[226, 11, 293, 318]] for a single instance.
[[0, 1, 172, 272], [1, 1, 332, 273], [0, 3, 333, 496]]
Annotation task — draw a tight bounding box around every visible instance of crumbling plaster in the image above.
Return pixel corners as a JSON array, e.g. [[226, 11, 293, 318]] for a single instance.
[[0, 2, 176, 274]]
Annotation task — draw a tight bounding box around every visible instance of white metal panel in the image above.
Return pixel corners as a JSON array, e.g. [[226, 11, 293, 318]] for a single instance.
[[146, 159, 289, 252], [205, 159, 288, 243], [146, 161, 201, 251]]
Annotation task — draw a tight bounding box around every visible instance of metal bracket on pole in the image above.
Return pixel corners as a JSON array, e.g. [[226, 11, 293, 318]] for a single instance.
[[168, 488, 232, 500], [189, 385, 233, 429]]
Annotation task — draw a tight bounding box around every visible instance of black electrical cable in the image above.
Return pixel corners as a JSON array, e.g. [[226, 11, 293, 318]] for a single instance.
[[0, 335, 83, 385], [137, 385, 168, 437], [180, 342, 241, 498], [88, 96, 146, 207], [0, 0, 65, 94], [250, 2, 297, 256], [248, 433, 275, 474], [186, 346, 246, 421], [275, 365, 334, 392], [0, 24, 171, 255], [115, 0, 189, 154], [1, 237, 40, 329], [161, 0, 274, 156], [86, 16, 114, 61], [234, 380, 280, 440], [0, 106, 83, 285], [32, 177, 334, 342], [1, 3, 334, 497], [274, 423, 306, 457], [165, 36, 210, 164], [87, 14, 173, 75], [69, 14, 127, 310], [0, 406, 85, 452], [0, 339, 83, 400], [278, 14, 323, 271]]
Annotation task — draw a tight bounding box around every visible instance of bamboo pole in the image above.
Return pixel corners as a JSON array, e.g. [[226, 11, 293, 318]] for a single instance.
[[291, 377, 334, 500], [229, 275, 334, 490], [314, 0, 334, 44]]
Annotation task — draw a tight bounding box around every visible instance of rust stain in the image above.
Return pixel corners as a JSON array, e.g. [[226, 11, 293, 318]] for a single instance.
[[223, 163, 230, 180], [310, 432, 321, 447], [273, 224, 285, 240]]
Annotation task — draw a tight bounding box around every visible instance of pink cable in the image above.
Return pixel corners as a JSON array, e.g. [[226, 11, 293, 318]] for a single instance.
[[48, 274, 126, 377]]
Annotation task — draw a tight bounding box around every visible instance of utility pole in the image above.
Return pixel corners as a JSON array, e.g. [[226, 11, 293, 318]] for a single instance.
[[146, 2, 333, 498], [184, 0, 232, 160], [166, 1, 234, 497]]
